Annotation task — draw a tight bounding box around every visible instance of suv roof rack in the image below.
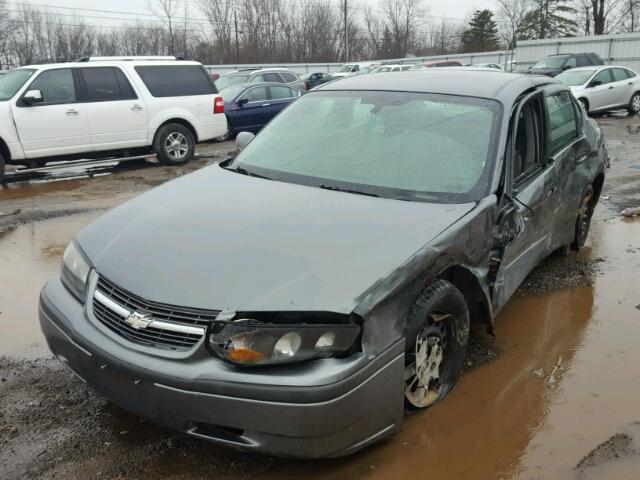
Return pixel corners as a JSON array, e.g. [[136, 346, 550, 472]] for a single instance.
[[237, 67, 262, 71], [76, 56, 184, 62]]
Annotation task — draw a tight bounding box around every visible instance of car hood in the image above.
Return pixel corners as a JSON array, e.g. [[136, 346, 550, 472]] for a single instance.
[[77, 165, 475, 313]]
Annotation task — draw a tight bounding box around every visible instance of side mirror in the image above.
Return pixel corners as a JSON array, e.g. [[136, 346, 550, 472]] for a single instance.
[[236, 131, 255, 151], [22, 89, 43, 106], [562, 64, 572, 71], [237, 98, 249, 107], [588, 80, 602, 88]]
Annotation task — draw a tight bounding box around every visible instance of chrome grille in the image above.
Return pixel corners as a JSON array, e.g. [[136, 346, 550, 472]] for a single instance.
[[92, 276, 219, 350]]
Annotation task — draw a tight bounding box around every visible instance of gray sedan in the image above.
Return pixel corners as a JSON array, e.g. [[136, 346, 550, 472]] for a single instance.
[[39, 69, 607, 458], [556, 65, 640, 114]]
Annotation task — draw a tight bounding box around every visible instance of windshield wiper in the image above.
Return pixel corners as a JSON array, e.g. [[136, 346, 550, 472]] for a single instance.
[[319, 184, 379, 197], [227, 165, 272, 180]]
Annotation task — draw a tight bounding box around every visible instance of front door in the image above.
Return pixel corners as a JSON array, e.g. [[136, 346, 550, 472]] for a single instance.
[[588, 69, 616, 111], [78, 67, 148, 151], [11, 68, 91, 158], [493, 93, 557, 310], [233, 86, 272, 132]]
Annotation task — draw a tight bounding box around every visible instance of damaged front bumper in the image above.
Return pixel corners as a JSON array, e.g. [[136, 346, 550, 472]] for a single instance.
[[39, 277, 405, 458]]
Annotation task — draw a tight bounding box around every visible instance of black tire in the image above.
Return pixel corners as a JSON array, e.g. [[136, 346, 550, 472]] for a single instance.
[[628, 92, 640, 115], [0, 152, 5, 184], [153, 123, 195, 166], [403, 279, 470, 409], [578, 98, 589, 114], [572, 185, 594, 251]]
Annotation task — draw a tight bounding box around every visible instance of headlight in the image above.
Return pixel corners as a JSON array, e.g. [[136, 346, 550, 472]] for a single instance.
[[61, 241, 91, 302], [207, 320, 360, 366]]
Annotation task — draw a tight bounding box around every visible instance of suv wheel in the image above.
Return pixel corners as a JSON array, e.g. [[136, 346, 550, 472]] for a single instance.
[[403, 280, 470, 409], [0, 152, 5, 184], [628, 92, 640, 115], [154, 123, 195, 165]]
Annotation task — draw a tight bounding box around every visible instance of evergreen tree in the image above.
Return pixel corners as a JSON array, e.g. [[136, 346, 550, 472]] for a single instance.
[[461, 10, 501, 52], [517, 0, 577, 39]]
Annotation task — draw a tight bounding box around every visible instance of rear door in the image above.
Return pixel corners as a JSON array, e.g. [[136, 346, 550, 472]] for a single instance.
[[78, 66, 148, 151], [11, 68, 91, 158], [610, 68, 634, 107], [268, 85, 299, 115]]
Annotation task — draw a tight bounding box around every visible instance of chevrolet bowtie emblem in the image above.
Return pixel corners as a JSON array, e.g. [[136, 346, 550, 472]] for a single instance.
[[125, 311, 153, 330]]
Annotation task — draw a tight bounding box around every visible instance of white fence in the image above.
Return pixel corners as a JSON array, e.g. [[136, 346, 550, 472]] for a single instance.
[[207, 32, 640, 76]]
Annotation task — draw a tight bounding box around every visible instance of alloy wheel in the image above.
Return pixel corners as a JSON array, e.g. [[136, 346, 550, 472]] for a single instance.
[[165, 132, 189, 160], [632, 94, 640, 113]]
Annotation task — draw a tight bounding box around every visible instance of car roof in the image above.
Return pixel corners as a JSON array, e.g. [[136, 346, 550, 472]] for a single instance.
[[19, 60, 203, 69], [318, 68, 558, 104]]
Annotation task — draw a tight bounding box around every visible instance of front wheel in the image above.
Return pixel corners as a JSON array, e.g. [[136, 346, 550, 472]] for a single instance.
[[153, 123, 195, 165], [628, 92, 640, 115], [403, 280, 470, 409], [572, 185, 594, 251]]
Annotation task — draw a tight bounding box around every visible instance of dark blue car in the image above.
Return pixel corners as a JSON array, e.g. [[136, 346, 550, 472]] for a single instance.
[[220, 82, 303, 136]]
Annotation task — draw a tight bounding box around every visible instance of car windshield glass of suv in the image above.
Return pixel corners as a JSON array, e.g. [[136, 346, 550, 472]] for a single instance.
[[0, 69, 35, 101], [532, 57, 567, 69], [216, 74, 249, 91], [232, 90, 500, 202], [556, 69, 598, 86]]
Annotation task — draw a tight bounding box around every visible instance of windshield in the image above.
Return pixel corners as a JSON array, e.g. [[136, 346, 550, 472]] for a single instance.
[[216, 74, 249, 91], [0, 69, 36, 101], [532, 56, 567, 69], [220, 85, 246, 102], [339, 65, 354, 73], [556, 69, 597, 86], [232, 91, 500, 203]]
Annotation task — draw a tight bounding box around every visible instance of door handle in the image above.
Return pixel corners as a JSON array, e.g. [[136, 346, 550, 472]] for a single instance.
[[576, 153, 588, 164], [131, 104, 143, 111], [66, 109, 79, 116], [261, 103, 271, 107], [608, 85, 614, 89]]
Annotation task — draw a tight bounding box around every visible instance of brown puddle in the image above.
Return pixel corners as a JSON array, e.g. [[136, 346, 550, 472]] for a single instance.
[[0, 211, 104, 357]]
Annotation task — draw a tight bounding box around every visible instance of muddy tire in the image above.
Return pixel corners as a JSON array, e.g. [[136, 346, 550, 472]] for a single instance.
[[403, 279, 470, 409], [572, 185, 594, 251], [578, 98, 589, 114], [0, 151, 5, 184], [628, 92, 640, 115], [153, 123, 195, 166]]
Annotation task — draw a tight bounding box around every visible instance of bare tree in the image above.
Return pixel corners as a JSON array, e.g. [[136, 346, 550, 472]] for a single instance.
[[579, 0, 625, 34], [148, 0, 179, 54], [429, 19, 461, 54], [379, 0, 428, 58], [497, 0, 531, 49], [198, 0, 234, 63]]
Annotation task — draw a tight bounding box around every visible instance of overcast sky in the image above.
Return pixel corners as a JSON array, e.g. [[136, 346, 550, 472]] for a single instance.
[[18, 0, 495, 28]]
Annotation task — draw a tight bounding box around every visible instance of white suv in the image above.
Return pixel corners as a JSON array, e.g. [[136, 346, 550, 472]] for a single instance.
[[0, 56, 228, 182]]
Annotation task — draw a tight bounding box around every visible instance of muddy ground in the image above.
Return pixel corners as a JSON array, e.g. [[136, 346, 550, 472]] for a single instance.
[[1, 116, 640, 480]]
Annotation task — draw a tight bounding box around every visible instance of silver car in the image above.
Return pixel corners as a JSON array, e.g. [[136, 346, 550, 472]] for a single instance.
[[556, 65, 640, 115]]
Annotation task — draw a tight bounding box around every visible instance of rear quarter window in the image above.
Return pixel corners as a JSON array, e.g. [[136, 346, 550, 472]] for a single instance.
[[134, 65, 217, 97]]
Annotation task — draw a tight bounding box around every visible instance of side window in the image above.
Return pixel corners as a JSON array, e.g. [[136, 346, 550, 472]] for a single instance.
[[577, 55, 590, 67], [612, 68, 630, 82], [80, 67, 122, 102], [263, 73, 282, 82], [250, 74, 265, 83], [281, 72, 297, 82], [240, 86, 268, 103], [564, 57, 577, 68], [513, 99, 543, 183], [546, 91, 579, 154], [27, 69, 76, 104], [114, 68, 137, 100], [352, 65, 360, 72], [624, 69, 636, 79], [134, 65, 216, 97], [593, 69, 613, 85], [270, 86, 294, 100]]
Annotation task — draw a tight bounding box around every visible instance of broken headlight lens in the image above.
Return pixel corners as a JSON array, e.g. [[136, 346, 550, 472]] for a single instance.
[[61, 241, 91, 302], [207, 320, 360, 366]]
